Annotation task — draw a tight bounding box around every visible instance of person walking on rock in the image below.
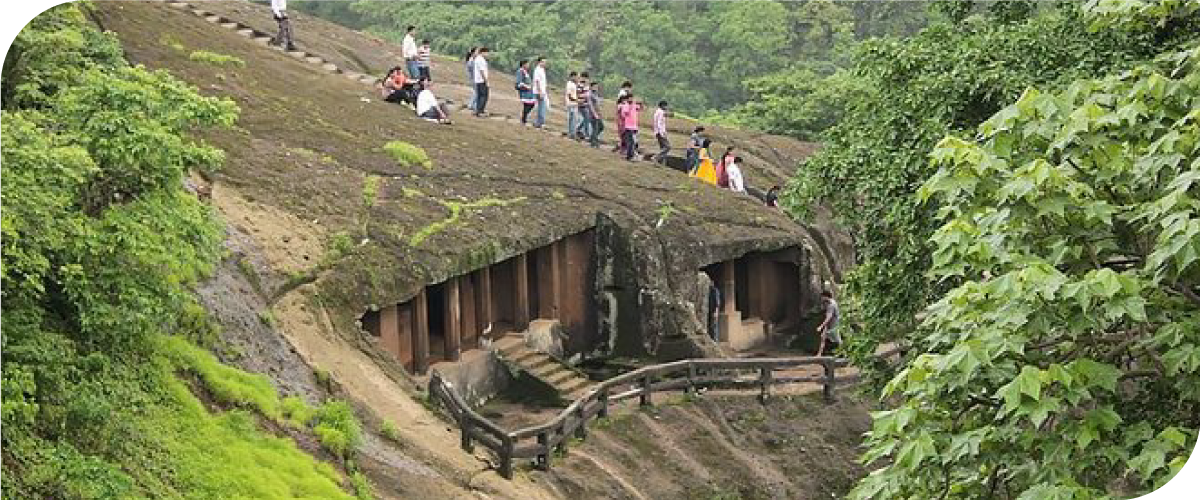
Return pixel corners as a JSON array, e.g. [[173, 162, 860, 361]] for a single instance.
[[269, 0, 295, 51], [816, 290, 841, 356], [516, 60, 536, 126], [532, 57, 549, 129], [618, 94, 643, 161], [587, 81, 605, 148], [686, 126, 706, 173], [726, 156, 746, 193], [653, 100, 670, 164], [691, 138, 717, 184], [564, 72, 579, 138], [464, 47, 478, 111], [575, 73, 593, 140], [472, 47, 490, 117], [402, 25, 419, 78]]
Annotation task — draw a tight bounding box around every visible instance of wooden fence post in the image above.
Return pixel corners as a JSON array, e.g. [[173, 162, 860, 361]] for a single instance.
[[823, 360, 836, 404], [460, 415, 474, 452], [536, 432, 549, 470], [639, 375, 653, 407], [599, 387, 610, 418], [758, 366, 772, 404], [687, 363, 697, 394], [574, 406, 588, 439], [500, 435, 515, 479]]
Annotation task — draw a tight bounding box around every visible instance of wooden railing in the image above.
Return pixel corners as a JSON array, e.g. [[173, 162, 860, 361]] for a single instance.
[[428, 354, 876, 479]]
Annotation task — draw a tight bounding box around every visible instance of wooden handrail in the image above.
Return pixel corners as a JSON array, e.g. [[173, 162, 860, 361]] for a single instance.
[[426, 354, 873, 479]]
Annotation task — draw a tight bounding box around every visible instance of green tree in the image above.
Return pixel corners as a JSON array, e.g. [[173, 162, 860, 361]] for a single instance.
[[782, 0, 1199, 373], [852, 14, 1200, 500]]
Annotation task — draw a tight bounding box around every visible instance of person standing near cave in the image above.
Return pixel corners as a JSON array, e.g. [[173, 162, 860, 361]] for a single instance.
[[269, 0, 295, 51], [816, 290, 841, 356], [708, 281, 723, 342]]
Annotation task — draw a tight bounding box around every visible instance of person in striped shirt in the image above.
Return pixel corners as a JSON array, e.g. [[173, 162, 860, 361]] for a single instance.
[[416, 40, 432, 81], [574, 73, 593, 141]]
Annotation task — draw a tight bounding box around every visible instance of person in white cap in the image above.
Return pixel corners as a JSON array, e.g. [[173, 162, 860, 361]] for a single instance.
[[269, 0, 295, 51]]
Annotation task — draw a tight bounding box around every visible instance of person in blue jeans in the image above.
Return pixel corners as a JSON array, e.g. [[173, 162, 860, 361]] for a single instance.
[[464, 47, 477, 111], [532, 57, 548, 128], [574, 72, 593, 140], [564, 71, 579, 137], [587, 81, 604, 147]]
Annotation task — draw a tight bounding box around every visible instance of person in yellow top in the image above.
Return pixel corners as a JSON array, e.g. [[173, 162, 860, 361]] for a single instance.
[[690, 139, 718, 185]]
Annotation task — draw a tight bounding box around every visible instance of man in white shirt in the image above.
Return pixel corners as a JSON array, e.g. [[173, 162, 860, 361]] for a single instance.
[[472, 47, 490, 117], [653, 100, 670, 164], [401, 25, 419, 78], [564, 72, 578, 137], [532, 57, 549, 129], [269, 0, 295, 51], [416, 79, 451, 124], [727, 156, 746, 193]]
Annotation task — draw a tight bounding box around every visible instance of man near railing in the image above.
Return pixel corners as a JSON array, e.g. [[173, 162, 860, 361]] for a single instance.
[[816, 290, 841, 356]]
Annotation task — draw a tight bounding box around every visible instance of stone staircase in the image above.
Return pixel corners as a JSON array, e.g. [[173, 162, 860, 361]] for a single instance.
[[493, 335, 593, 400]]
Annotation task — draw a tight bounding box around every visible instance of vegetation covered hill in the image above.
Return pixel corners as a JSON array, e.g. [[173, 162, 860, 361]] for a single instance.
[[1, 4, 368, 498]]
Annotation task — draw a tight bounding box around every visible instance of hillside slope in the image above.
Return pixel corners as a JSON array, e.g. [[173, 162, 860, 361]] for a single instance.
[[88, 2, 866, 499]]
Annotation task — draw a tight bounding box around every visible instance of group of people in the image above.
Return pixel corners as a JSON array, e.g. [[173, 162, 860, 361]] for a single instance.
[[389, 29, 781, 204]]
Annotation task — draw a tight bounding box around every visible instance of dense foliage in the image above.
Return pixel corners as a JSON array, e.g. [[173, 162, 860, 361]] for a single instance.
[[799, 1, 1200, 498], [2, 5, 359, 498], [779, 0, 1200, 369], [294, 0, 927, 115], [854, 31, 1200, 499]]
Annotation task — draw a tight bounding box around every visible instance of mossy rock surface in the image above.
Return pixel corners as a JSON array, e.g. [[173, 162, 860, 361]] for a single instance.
[[94, 0, 833, 351]]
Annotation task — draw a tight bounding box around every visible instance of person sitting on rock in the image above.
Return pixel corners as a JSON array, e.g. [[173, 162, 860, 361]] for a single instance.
[[381, 66, 417, 108], [416, 78, 452, 124]]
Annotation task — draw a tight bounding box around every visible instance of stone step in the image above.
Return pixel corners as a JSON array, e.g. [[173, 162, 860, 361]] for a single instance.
[[509, 348, 543, 363], [167, 2, 190, 10], [557, 377, 592, 395], [494, 336, 523, 355], [192, 9, 210, 17], [518, 354, 555, 371], [204, 15, 223, 24], [321, 63, 340, 73], [528, 361, 564, 379], [544, 369, 577, 386]]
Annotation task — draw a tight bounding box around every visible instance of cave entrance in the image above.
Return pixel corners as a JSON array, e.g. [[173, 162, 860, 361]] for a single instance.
[[361, 229, 597, 375], [706, 247, 805, 351]]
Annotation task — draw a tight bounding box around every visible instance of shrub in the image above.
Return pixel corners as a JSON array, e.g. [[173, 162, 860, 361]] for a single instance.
[[313, 401, 362, 459], [380, 420, 400, 442], [188, 50, 245, 67], [383, 141, 431, 168]]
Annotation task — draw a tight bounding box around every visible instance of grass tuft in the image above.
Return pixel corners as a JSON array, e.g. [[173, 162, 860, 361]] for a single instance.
[[188, 50, 245, 67], [383, 141, 432, 168]]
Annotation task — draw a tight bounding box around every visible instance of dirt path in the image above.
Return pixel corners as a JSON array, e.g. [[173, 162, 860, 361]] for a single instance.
[[272, 288, 557, 500]]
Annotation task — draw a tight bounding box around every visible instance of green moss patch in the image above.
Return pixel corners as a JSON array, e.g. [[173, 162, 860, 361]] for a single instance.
[[383, 141, 431, 168], [189, 49, 245, 67]]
